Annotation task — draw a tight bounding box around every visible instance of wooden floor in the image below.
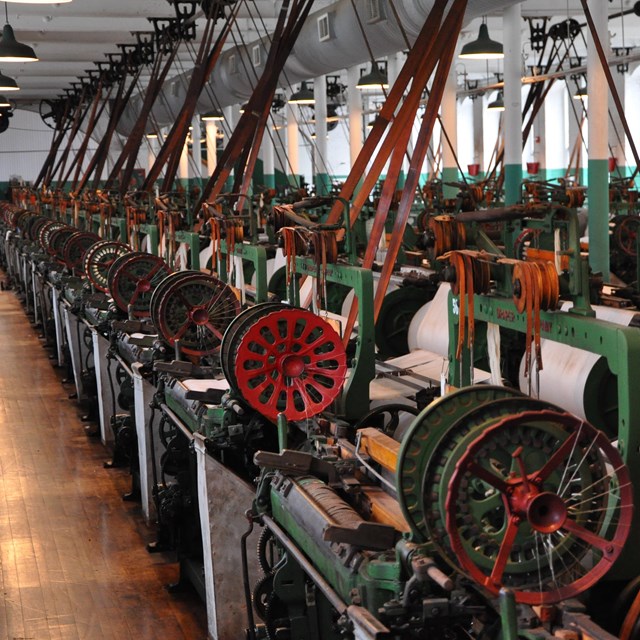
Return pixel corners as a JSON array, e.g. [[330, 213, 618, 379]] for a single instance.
[[0, 288, 208, 639]]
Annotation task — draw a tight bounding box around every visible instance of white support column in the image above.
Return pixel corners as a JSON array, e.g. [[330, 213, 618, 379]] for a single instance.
[[286, 90, 300, 186], [314, 74, 329, 195], [472, 96, 484, 175], [609, 69, 626, 173], [223, 106, 235, 190], [441, 62, 458, 198], [178, 138, 189, 189], [205, 120, 218, 176], [262, 128, 276, 188], [586, 0, 609, 276], [347, 64, 364, 169], [503, 3, 523, 205], [544, 82, 567, 180], [147, 135, 158, 177], [191, 113, 202, 185]]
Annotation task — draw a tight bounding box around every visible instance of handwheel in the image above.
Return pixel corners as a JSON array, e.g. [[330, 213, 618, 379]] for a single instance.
[[613, 215, 640, 257], [47, 227, 76, 264], [148, 270, 195, 326], [108, 252, 171, 317], [233, 306, 347, 421], [220, 303, 283, 390], [445, 409, 632, 605], [38, 220, 67, 252], [62, 232, 100, 272], [152, 271, 240, 359], [82, 241, 130, 292]]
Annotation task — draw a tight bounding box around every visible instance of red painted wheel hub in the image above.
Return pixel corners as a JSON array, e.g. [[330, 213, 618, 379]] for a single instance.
[[445, 409, 633, 605], [234, 307, 347, 421]]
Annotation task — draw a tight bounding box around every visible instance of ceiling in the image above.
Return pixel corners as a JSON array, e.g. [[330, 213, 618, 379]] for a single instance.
[[3, 0, 640, 109]]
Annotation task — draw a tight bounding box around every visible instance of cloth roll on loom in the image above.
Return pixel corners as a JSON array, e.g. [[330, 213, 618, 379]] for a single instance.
[[519, 304, 640, 435], [407, 282, 451, 357]]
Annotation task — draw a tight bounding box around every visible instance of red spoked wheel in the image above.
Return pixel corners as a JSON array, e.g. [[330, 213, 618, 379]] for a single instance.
[[108, 252, 171, 317], [233, 307, 347, 421], [613, 216, 640, 257], [47, 227, 76, 264], [83, 241, 130, 292], [152, 271, 240, 359], [445, 410, 633, 605], [38, 220, 67, 252], [62, 231, 100, 273]]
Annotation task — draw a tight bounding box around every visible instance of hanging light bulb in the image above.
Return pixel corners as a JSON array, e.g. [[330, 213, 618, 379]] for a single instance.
[[0, 4, 39, 62], [573, 83, 588, 101], [357, 63, 389, 91], [0, 69, 18, 90], [487, 91, 505, 111], [288, 81, 315, 105], [201, 109, 224, 121], [0, 95, 10, 107], [459, 21, 504, 60]]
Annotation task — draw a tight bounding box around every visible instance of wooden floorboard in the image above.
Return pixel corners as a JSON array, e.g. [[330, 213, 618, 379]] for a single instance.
[[0, 289, 208, 640]]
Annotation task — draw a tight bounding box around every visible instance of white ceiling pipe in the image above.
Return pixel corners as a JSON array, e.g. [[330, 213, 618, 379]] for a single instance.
[[117, 0, 521, 135]]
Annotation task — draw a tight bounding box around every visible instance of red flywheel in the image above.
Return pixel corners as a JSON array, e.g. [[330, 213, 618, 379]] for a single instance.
[[234, 307, 347, 421]]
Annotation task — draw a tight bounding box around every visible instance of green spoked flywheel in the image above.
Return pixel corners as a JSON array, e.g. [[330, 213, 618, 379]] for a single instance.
[[396, 385, 523, 543]]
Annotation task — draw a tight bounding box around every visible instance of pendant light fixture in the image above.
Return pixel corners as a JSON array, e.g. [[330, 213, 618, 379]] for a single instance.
[[573, 83, 588, 101], [288, 81, 315, 105], [0, 94, 10, 107], [201, 109, 224, 121], [0, 69, 18, 90], [0, 3, 38, 62], [357, 62, 388, 91], [459, 20, 503, 60], [487, 91, 505, 111]]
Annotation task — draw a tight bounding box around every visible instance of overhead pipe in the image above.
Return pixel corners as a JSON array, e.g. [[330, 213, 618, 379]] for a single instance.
[[117, 0, 521, 135]]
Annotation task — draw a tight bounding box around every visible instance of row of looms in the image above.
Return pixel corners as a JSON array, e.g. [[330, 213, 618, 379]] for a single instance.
[[3, 0, 640, 639]]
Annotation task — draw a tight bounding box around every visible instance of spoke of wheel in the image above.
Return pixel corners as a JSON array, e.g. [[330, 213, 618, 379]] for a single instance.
[[489, 516, 519, 587], [129, 288, 141, 305], [559, 431, 598, 498], [534, 430, 580, 483], [566, 482, 632, 510], [174, 289, 195, 311], [569, 503, 632, 516], [534, 531, 544, 595], [466, 461, 510, 494], [564, 464, 628, 500], [204, 322, 224, 341], [556, 422, 583, 493], [562, 518, 617, 554], [171, 320, 192, 342]]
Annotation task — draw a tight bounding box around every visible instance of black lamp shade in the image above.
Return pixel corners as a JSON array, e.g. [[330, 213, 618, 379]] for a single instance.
[[460, 23, 503, 60], [288, 82, 315, 105], [0, 24, 38, 62], [357, 65, 389, 91], [0, 70, 18, 90], [487, 91, 505, 111]]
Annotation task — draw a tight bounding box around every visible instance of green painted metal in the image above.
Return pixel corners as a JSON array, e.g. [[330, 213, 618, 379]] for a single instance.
[[588, 158, 610, 277], [442, 166, 459, 199], [269, 480, 403, 612], [504, 163, 523, 205], [314, 172, 331, 197], [499, 589, 519, 640], [214, 239, 269, 304], [137, 224, 160, 255], [292, 258, 375, 420], [173, 230, 200, 270], [396, 386, 522, 543]]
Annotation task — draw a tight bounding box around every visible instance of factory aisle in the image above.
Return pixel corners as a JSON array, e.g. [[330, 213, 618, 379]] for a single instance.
[[0, 289, 207, 639]]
